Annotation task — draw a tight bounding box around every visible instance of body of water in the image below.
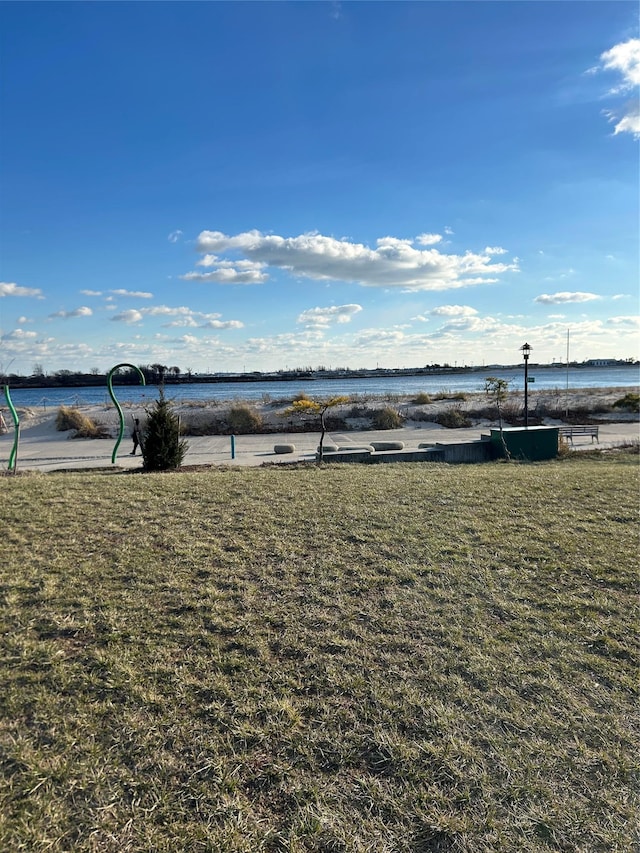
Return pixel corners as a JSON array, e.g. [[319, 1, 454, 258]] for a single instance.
[[3, 365, 639, 409]]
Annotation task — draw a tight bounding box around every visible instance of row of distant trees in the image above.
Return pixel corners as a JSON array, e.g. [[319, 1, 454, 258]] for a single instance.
[[0, 363, 194, 387]]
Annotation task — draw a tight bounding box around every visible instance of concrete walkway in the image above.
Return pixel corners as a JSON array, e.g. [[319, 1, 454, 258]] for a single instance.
[[1, 421, 638, 474]]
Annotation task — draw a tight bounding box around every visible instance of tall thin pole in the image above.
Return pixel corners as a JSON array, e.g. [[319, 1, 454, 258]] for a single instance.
[[565, 329, 570, 417], [524, 354, 529, 427], [520, 342, 531, 427]]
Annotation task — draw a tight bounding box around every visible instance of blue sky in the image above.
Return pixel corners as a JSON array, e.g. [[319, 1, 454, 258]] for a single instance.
[[1, 1, 638, 375]]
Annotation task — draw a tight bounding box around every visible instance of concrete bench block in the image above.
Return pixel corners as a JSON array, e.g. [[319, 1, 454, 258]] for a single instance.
[[371, 441, 405, 451], [274, 443, 296, 454]]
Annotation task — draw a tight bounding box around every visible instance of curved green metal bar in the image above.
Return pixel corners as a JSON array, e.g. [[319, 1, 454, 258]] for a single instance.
[[3, 385, 20, 471], [107, 363, 146, 464]]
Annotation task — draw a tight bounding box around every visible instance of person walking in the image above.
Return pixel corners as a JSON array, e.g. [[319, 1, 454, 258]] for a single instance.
[[130, 417, 142, 455]]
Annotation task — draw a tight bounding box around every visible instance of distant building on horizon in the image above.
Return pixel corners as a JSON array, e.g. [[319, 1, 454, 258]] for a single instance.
[[584, 358, 625, 367]]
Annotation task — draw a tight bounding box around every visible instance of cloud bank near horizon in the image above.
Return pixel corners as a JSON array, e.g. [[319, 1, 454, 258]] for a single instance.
[[182, 230, 518, 291]]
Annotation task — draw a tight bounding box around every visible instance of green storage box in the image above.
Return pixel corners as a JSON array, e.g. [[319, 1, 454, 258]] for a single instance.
[[490, 426, 559, 461]]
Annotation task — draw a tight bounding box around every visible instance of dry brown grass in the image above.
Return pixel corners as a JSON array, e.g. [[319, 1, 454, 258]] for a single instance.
[[0, 456, 637, 851]]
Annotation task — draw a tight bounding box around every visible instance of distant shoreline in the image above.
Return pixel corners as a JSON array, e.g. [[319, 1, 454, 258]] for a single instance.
[[3, 361, 638, 390]]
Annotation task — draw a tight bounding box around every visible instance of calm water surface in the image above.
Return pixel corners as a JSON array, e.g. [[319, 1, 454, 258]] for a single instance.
[[4, 365, 639, 409]]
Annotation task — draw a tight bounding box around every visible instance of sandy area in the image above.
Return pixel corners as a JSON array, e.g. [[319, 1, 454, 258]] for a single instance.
[[4, 385, 637, 437], [1, 386, 637, 473]]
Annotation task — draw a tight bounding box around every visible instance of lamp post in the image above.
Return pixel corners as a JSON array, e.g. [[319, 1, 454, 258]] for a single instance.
[[520, 342, 532, 427]]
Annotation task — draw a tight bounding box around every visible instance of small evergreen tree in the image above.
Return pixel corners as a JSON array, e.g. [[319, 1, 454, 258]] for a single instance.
[[142, 388, 188, 470]]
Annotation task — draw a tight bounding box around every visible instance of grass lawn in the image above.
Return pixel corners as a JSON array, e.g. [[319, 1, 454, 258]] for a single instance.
[[1, 456, 638, 852]]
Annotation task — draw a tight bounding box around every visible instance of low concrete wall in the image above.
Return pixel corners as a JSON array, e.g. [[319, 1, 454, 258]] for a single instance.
[[433, 440, 493, 463], [319, 447, 445, 464], [319, 439, 491, 465], [367, 449, 444, 464], [318, 449, 373, 463]]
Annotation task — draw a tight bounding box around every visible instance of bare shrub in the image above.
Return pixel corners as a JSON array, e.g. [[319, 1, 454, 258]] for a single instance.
[[409, 409, 438, 423], [181, 417, 226, 436], [412, 392, 432, 404], [501, 401, 523, 425], [613, 393, 639, 413], [324, 414, 348, 430], [433, 390, 467, 401], [55, 406, 106, 438], [226, 406, 263, 434], [348, 405, 370, 419], [434, 407, 472, 429], [372, 407, 404, 429]]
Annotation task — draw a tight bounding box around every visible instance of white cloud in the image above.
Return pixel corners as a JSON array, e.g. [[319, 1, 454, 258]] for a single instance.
[[607, 315, 640, 328], [355, 328, 406, 346], [0, 281, 43, 298], [535, 291, 600, 305], [80, 289, 102, 296], [606, 109, 640, 138], [162, 316, 200, 328], [434, 315, 515, 336], [483, 246, 507, 255], [110, 289, 154, 299], [1, 328, 38, 340], [16, 316, 32, 324], [183, 267, 268, 285], [601, 38, 640, 90], [185, 255, 269, 285], [411, 315, 429, 323], [145, 305, 195, 318], [48, 306, 93, 319], [598, 38, 640, 138], [430, 304, 479, 317], [111, 309, 143, 324], [109, 303, 243, 330], [297, 304, 363, 328], [187, 230, 517, 291], [168, 230, 183, 243], [416, 233, 442, 246], [201, 319, 244, 329]]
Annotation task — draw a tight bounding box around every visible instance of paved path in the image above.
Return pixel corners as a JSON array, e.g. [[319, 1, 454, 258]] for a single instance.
[[1, 421, 638, 473]]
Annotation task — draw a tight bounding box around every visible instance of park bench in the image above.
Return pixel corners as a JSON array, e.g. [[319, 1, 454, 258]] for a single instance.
[[559, 425, 599, 444]]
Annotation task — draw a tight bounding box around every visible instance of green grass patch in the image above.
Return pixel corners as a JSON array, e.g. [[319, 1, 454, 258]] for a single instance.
[[0, 458, 638, 851]]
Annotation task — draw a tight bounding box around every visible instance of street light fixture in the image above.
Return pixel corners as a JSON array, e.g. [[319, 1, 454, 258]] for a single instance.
[[520, 342, 532, 427]]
